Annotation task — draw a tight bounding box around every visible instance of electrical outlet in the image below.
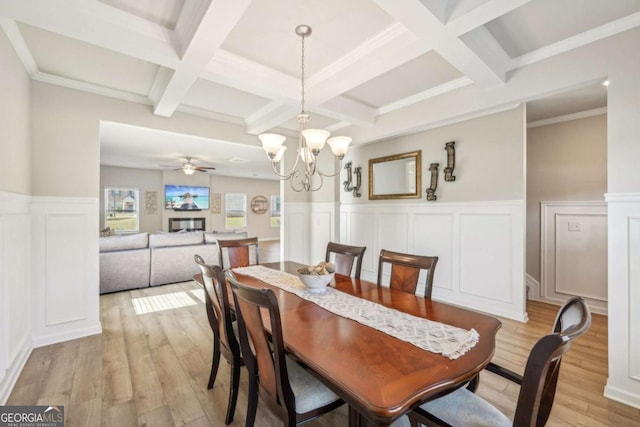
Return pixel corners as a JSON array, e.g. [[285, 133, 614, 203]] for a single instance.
[[568, 222, 581, 232]]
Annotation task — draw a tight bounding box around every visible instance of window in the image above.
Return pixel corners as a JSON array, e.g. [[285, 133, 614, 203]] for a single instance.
[[225, 193, 247, 228], [104, 187, 139, 232], [270, 194, 281, 227]]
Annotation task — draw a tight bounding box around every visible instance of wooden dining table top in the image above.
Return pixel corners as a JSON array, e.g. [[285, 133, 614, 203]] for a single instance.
[[227, 261, 502, 425]]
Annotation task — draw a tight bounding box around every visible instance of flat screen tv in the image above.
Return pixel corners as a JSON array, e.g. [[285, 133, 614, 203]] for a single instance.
[[165, 185, 210, 210]]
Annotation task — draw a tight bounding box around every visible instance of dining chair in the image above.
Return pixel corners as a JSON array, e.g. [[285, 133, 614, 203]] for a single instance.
[[217, 237, 259, 269], [325, 241, 367, 279], [225, 270, 344, 427], [194, 254, 243, 425], [377, 249, 439, 298], [407, 296, 592, 427]]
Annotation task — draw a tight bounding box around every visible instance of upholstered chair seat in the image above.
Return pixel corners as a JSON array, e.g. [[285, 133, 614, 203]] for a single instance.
[[420, 387, 510, 427]]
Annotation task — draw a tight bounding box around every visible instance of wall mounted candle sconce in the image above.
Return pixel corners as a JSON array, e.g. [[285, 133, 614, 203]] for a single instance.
[[426, 163, 439, 201], [444, 141, 456, 182], [343, 162, 362, 197]]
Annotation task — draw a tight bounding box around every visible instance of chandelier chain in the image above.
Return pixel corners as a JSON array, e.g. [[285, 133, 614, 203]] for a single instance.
[[300, 32, 305, 114]]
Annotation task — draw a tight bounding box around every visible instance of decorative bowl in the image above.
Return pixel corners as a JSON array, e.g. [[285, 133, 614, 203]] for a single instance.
[[297, 270, 334, 294]]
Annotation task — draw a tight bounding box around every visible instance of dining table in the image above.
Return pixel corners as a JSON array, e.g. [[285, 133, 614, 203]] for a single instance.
[[221, 261, 502, 426]]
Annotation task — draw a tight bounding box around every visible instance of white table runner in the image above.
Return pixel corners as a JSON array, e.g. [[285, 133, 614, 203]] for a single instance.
[[232, 265, 479, 360]]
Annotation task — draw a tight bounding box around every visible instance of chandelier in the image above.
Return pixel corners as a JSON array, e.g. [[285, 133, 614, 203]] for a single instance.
[[258, 25, 352, 192]]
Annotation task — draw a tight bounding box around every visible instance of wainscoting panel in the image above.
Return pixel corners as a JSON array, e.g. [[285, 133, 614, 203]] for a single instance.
[[0, 191, 32, 405], [413, 213, 454, 292], [283, 203, 310, 265], [349, 212, 377, 276], [604, 193, 640, 409], [340, 201, 526, 321], [378, 213, 410, 254], [555, 213, 607, 300], [31, 197, 101, 347], [45, 214, 89, 325], [629, 216, 640, 381], [541, 201, 607, 314], [310, 203, 337, 265], [459, 214, 513, 303]]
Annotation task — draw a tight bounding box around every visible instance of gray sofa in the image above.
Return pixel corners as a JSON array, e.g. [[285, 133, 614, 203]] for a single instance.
[[99, 231, 248, 293]]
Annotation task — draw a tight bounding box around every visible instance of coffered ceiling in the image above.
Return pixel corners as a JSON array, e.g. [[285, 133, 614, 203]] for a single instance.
[[1, 0, 632, 176]]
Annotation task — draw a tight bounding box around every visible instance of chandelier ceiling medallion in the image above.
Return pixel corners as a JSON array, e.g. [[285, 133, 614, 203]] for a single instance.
[[258, 25, 352, 192]]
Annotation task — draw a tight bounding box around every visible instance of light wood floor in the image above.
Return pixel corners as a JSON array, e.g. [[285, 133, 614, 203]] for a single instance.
[[8, 265, 640, 425]]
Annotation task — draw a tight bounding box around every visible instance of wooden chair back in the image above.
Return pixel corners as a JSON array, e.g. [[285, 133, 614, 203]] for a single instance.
[[217, 237, 259, 269], [377, 249, 439, 298], [226, 271, 296, 421], [325, 242, 366, 279], [514, 296, 591, 426], [194, 255, 240, 359]]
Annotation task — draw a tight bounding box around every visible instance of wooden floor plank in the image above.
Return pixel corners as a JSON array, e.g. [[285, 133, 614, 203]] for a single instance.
[[7, 243, 639, 426]]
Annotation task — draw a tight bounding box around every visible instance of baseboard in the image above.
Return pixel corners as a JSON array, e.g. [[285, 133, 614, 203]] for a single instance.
[[604, 383, 640, 409], [258, 237, 280, 242], [32, 323, 102, 348], [0, 333, 33, 405]]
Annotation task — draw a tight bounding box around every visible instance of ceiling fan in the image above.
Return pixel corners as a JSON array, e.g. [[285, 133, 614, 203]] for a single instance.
[[164, 157, 216, 175]]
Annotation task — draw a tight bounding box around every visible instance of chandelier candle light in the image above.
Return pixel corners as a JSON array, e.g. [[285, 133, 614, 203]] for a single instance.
[[258, 25, 352, 192]]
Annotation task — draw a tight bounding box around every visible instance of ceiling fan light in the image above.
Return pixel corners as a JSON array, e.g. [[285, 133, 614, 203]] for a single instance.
[[183, 167, 195, 175], [327, 136, 352, 157], [302, 129, 330, 152], [259, 133, 287, 156]]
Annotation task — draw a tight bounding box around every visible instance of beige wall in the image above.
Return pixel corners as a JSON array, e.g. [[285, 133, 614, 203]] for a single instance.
[[0, 30, 30, 194], [526, 114, 607, 281], [30, 82, 257, 197], [100, 165, 280, 238], [341, 104, 526, 204]]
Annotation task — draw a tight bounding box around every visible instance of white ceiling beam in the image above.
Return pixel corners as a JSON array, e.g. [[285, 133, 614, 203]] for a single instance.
[[445, 0, 535, 35], [314, 97, 377, 128], [152, 0, 252, 117], [0, 18, 38, 76], [245, 102, 299, 135], [0, 0, 179, 68], [374, 0, 505, 86], [508, 11, 640, 70]]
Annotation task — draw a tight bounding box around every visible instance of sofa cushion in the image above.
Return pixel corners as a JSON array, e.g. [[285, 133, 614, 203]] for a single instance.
[[149, 231, 204, 248], [100, 232, 149, 252], [204, 231, 249, 244]]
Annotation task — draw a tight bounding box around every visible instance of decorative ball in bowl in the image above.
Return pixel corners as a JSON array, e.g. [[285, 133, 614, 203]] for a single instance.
[[297, 262, 336, 294]]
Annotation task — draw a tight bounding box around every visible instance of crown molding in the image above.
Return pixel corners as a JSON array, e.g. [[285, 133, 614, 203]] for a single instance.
[[527, 107, 607, 128], [32, 72, 152, 105]]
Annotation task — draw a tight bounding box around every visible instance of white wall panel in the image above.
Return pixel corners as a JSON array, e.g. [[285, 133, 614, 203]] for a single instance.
[[0, 192, 31, 405], [31, 197, 101, 347], [541, 202, 608, 314], [629, 216, 640, 381], [283, 203, 309, 265], [45, 214, 89, 325], [340, 201, 526, 321], [308, 203, 337, 264], [378, 213, 409, 253], [555, 214, 607, 300], [413, 214, 454, 291], [605, 193, 640, 409], [349, 212, 377, 276], [459, 214, 513, 303]]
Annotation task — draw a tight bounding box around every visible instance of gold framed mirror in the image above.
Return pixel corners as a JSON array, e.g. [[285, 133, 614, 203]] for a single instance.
[[369, 151, 422, 200]]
